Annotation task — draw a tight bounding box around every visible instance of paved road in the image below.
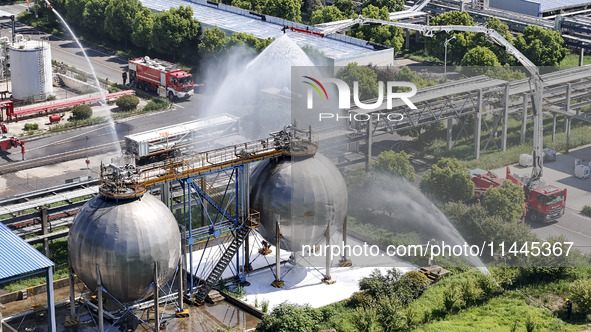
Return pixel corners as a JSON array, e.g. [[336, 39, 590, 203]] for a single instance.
[[529, 208, 591, 255], [0, 3, 127, 83]]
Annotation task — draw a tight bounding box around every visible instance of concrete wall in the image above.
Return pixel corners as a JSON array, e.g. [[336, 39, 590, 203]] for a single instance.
[[54, 73, 101, 94], [488, 0, 541, 17], [0, 277, 71, 304]]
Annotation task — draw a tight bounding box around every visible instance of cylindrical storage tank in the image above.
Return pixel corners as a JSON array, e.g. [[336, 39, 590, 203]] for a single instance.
[[250, 153, 347, 250], [68, 193, 181, 303], [9, 40, 53, 101]]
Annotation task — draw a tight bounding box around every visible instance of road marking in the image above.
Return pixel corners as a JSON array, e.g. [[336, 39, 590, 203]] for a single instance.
[[28, 124, 112, 151], [173, 103, 184, 109], [553, 223, 591, 241]]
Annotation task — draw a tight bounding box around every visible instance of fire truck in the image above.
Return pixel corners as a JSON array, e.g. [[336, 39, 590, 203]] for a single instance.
[[470, 168, 566, 222], [0, 123, 25, 160], [128, 56, 194, 101]]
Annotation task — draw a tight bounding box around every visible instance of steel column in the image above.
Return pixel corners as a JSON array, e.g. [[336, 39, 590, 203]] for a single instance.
[[154, 262, 159, 332], [521, 93, 527, 144], [41, 206, 49, 258], [566, 117, 571, 153], [552, 113, 557, 142], [46, 267, 56, 332], [446, 118, 453, 150], [474, 89, 482, 159], [366, 118, 373, 170], [502, 83, 509, 152], [96, 265, 104, 332]]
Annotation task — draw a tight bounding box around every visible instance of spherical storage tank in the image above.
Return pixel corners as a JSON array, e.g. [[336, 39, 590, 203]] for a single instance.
[[68, 193, 181, 303], [250, 153, 348, 250], [9, 40, 53, 101]]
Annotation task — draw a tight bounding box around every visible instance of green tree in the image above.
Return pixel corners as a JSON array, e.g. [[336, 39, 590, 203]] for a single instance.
[[427, 11, 475, 63], [420, 158, 474, 202], [265, 0, 302, 22], [151, 6, 200, 59], [82, 0, 108, 37], [481, 181, 525, 222], [333, 0, 355, 17], [256, 302, 320, 332], [310, 6, 345, 24], [65, 0, 89, 28], [349, 5, 404, 53], [372, 150, 416, 183], [131, 7, 154, 50], [362, 0, 403, 12], [198, 27, 228, 59], [460, 46, 501, 76], [104, 0, 141, 46], [336, 62, 379, 101], [479, 17, 514, 64], [231, 0, 252, 10], [514, 25, 567, 67]]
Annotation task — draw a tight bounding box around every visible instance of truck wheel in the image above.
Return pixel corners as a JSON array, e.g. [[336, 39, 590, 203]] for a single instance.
[[529, 211, 539, 223], [168, 91, 174, 102]]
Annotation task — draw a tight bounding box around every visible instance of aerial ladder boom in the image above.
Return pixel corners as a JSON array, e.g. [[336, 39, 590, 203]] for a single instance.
[[314, 19, 545, 188]]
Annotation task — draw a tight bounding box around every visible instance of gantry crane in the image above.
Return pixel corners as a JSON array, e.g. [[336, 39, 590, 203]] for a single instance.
[[310, 18, 545, 189]]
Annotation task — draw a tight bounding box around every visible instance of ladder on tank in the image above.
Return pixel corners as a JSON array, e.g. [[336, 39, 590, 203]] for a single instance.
[[194, 218, 259, 303]]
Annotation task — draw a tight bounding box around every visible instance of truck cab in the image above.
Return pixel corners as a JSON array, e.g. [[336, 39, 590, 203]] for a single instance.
[[526, 186, 566, 222]]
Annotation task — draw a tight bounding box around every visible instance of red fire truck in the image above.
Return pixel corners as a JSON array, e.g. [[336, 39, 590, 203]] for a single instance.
[[128, 56, 194, 101], [0, 123, 25, 160], [470, 167, 566, 222]]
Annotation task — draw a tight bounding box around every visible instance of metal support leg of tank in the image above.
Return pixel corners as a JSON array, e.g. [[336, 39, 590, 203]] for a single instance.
[[41, 206, 49, 257], [200, 177, 207, 227], [244, 233, 253, 272], [446, 118, 453, 150], [502, 83, 509, 152], [552, 113, 557, 142], [566, 117, 571, 154], [65, 265, 80, 328], [339, 216, 352, 267], [175, 254, 189, 318], [415, 30, 420, 44], [96, 265, 104, 332], [271, 219, 284, 288], [322, 222, 335, 284], [154, 262, 160, 332], [520, 93, 527, 144], [474, 89, 482, 160], [366, 117, 373, 171]]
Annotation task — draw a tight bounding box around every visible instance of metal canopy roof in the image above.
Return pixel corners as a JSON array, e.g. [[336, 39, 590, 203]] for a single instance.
[[0, 222, 54, 281], [527, 0, 591, 12], [140, 0, 380, 60]]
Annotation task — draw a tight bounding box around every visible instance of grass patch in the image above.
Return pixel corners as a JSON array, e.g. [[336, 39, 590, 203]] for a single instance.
[[401, 49, 443, 64], [1, 238, 69, 292], [560, 54, 591, 67], [415, 296, 576, 331], [416, 114, 591, 170], [48, 117, 105, 133]]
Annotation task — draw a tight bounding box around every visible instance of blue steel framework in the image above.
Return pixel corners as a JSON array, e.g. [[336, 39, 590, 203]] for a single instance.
[[180, 163, 249, 298]]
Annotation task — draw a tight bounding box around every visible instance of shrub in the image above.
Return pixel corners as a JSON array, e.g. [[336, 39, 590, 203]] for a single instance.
[[107, 86, 121, 93], [23, 123, 38, 131], [115, 95, 140, 112], [582, 205, 591, 217], [71, 104, 92, 120], [256, 302, 320, 332], [398, 271, 431, 301], [570, 279, 591, 314], [143, 97, 170, 112], [349, 291, 373, 307]]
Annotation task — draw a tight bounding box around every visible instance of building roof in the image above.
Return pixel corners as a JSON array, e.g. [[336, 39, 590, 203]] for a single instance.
[[537, 0, 591, 12], [140, 0, 380, 60], [0, 222, 54, 281]]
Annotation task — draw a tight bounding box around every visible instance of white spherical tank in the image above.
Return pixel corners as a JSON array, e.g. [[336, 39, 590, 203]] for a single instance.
[[250, 153, 348, 250], [9, 40, 53, 101], [68, 193, 181, 303]]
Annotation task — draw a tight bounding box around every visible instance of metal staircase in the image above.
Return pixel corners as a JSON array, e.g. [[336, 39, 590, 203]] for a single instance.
[[194, 223, 252, 302]]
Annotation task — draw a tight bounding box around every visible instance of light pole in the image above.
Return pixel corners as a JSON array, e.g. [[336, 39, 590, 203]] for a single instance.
[[444, 36, 456, 81]]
